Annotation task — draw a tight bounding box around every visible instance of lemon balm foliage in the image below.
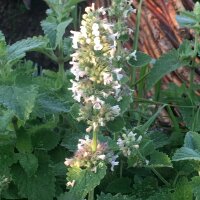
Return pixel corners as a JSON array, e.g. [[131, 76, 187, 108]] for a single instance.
[[1, 0, 200, 200]]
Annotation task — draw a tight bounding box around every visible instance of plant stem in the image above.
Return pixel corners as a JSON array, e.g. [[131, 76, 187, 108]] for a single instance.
[[130, 0, 143, 87], [88, 131, 98, 200], [120, 160, 123, 178], [88, 190, 94, 200], [92, 130, 98, 152], [137, 150, 170, 186], [133, 0, 143, 51]]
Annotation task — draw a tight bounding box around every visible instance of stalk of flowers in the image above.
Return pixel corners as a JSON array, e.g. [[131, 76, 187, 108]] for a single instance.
[[64, 135, 119, 173], [69, 3, 129, 133], [117, 130, 143, 157], [64, 135, 119, 187]]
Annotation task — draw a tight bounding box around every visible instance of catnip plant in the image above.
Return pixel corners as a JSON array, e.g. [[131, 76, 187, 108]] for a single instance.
[[64, 1, 137, 199]]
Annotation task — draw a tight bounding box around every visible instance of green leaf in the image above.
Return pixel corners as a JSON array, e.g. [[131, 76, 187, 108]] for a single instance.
[[16, 128, 33, 153], [33, 93, 69, 117], [107, 116, 125, 133], [128, 51, 152, 68], [0, 110, 14, 132], [0, 85, 38, 121], [149, 151, 172, 167], [173, 132, 200, 162], [41, 17, 57, 47], [172, 177, 192, 200], [31, 124, 60, 151], [97, 193, 135, 200], [0, 145, 17, 174], [146, 49, 188, 90], [106, 177, 132, 194], [8, 37, 47, 64], [59, 165, 107, 200], [191, 176, 200, 199], [140, 105, 166, 132], [61, 131, 83, 152], [118, 96, 133, 114], [56, 19, 72, 47], [18, 153, 38, 177], [12, 152, 55, 200], [70, 103, 80, 119]]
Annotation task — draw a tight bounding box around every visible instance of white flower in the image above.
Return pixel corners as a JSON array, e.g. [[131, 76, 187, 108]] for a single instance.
[[93, 98, 105, 110], [98, 155, 106, 160], [110, 105, 120, 116], [129, 50, 137, 61], [80, 25, 88, 38], [94, 43, 103, 51], [111, 160, 119, 171], [70, 31, 81, 49], [69, 80, 83, 102], [98, 7, 106, 15], [92, 23, 99, 31], [102, 72, 113, 85], [92, 23, 100, 36], [70, 61, 86, 81], [113, 68, 123, 80], [66, 180, 75, 187]]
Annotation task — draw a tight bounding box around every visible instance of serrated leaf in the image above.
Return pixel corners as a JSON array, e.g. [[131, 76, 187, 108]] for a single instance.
[[128, 51, 152, 68], [41, 18, 57, 47], [61, 131, 83, 152], [33, 93, 69, 117], [172, 177, 192, 200], [12, 152, 55, 200], [18, 153, 38, 177], [146, 49, 188, 90], [191, 176, 200, 199], [97, 193, 135, 200], [0, 110, 14, 132], [106, 177, 132, 194], [0, 145, 16, 173], [107, 116, 125, 133], [118, 96, 132, 114], [149, 151, 172, 167], [173, 132, 200, 162], [172, 147, 200, 161], [59, 165, 107, 200], [16, 128, 33, 153], [31, 125, 60, 151], [70, 103, 80, 119], [56, 19, 72, 47], [0, 85, 38, 121], [8, 37, 47, 63]]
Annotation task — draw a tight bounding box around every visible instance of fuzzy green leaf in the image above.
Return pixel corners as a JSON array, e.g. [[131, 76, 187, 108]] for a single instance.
[[97, 193, 135, 200], [0, 110, 14, 132], [0, 85, 38, 121], [172, 177, 193, 200], [41, 18, 57, 47], [31, 124, 60, 151], [107, 116, 125, 133], [18, 153, 38, 177], [8, 37, 47, 63], [191, 176, 200, 199], [173, 132, 200, 162], [146, 49, 188, 90], [128, 51, 152, 68], [12, 152, 55, 200], [33, 93, 69, 117], [56, 19, 72, 47], [106, 177, 132, 194], [59, 165, 107, 200], [149, 151, 172, 167]]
